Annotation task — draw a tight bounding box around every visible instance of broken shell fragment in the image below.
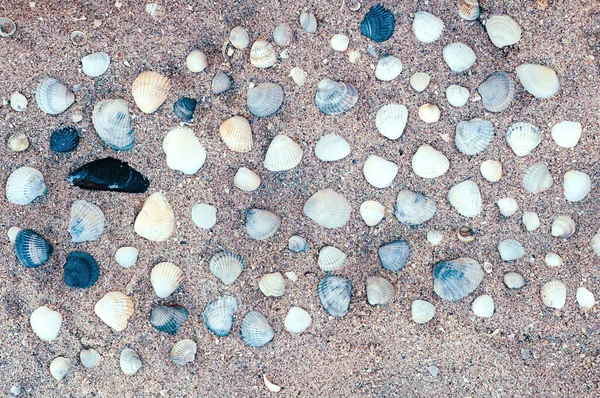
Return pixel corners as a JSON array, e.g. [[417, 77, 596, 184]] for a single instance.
[[541, 280, 566, 309], [506, 122, 541, 156], [576, 287, 596, 309], [551, 121, 581, 148], [360, 4, 395, 42], [498, 239, 525, 261], [15, 230, 53, 268], [6, 166, 47, 205], [480, 160, 502, 182], [220, 116, 253, 152], [92, 99, 134, 151], [300, 11, 317, 33], [35, 78, 74, 115], [443, 42, 476, 73], [471, 294, 494, 318], [303, 189, 351, 229], [115, 247, 138, 268], [81, 52, 110, 77], [186, 49, 208, 72], [318, 276, 352, 317], [394, 190, 436, 225], [375, 103, 408, 139], [315, 79, 358, 115], [229, 26, 249, 49], [234, 167, 261, 192], [457, 226, 475, 243], [245, 209, 281, 240], [69, 200, 105, 243], [94, 292, 134, 331], [204, 295, 238, 336], [209, 251, 245, 285], [447, 180, 482, 218], [258, 272, 285, 297], [132, 71, 170, 114], [485, 15, 521, 48], [151, 262, 183, 299], [516, 64, 559, 98], [30, 306, 62, 342], [162, 127, 207, 175], [504, 272, 526, 289], [458, 0, 480, 20], [120, 349, 142, 376], [433, 258, 484, 301], [360, 200, 385, 226], [375, 55, 402, 81], [288, 235, 308, 252], [363, 155, 398, 188], [173, 97, 196, 123], [250, 39, 277, 68], [50, 127, 79, 153], [563, 170, 591, 202], [446, 84, 469, 107], [170, 339, 197, 365], [63, 251, 100, 289], [134, 192, 175, 242], [247, 82, 284, 117], [284, 306, 312, 333], [241, 311, 274, 347], [411, 145, 449, 179], [0, 17, 17, 37], [50, 357, 71, 381], [68, 157, 149, 193], [314, 133, 351, 162], [378, 240, 410, 272], [412, 300, 435, 323], [412, 11, 444, 43], [8, 132, 29, 152], [427, 230, 443, 246], [478, 72, 516, 113], [366, 276, 395, 305], [318, 246, 349, 272], [289, 67, 306, 86], [10, 91, 27, 111], [551, 215, 575, 238]]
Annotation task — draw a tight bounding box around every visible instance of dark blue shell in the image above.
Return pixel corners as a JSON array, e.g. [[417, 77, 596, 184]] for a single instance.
[[378, 240, 410, 272], [50, 127, 80, 152], [68, 157, 150, 193], [15, 230, 53, 268], [360, 5, 395, 43], [173, 97, 197, 122], [64, 251, 99, 288], [150, 305, 189, 335]]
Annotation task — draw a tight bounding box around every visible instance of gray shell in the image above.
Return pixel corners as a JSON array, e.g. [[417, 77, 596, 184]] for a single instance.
[[203, 295, 238, 337], [149, 305, 189, 335], [288, 235, 308, 252], [478, 72, 515, 112], [315, 79, 358, 115], [92, 99, 134, 151], [209, 251, 245, 285], [35, 78, 75, 115], [240, 311, 274, 347], [378, 240, 410, 272], [247, 83, 284, 117], [522, 163, 553, 193], [455, 118, 495, 155], [318, 276, 352, 317], [394, 190, 437, 225], [212, 72, 231, 95], [69, 200, 105, 243], [433, 258, 484, 301], [245, 209, 281, 240]]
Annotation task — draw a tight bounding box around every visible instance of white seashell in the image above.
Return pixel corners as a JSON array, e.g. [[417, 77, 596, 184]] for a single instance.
[[134, 192, 175, 242], [563, 170, 591, 202], [541, 280, 566, 309], [288, 236, 308, 252], [69, 200, 105, 243], [551, 121, 581, 148], [264, 135, 303, 171], [497, 198, 518, 217], [170, 339, 197, 365], [94, 291, 134, 331], [131, 71, 170, 114], [363, 155, 398, 188], [359, 200, 385, 226], [289, 67, 306, 86], [229, 26, 249, 49], [504, 272, 526, 289], [284, 306, 312, 333], [234, 167, 261, 192], [348, 49, 361, 63], [151, 262, 183, 298], [212, 72, 231, 95], [210, 251, 245, 285], [50, 357, 71, 381], [412, 300, 435, 324], [219, 116, 252, 152], [246, 209, 281, 240], [522, 212, 541, 231], [115, 247, 138, 268], [506, 122, 541, 156], [445, 84, 469, 108], [186, 49, 208, 72], [318, 246, 349, 272], [285, 271, 298, 282], [250, 39, 277, 68], [516, 64, 559, 99], [273, 23, 293, 46], [366, 276, 395, 305], [471, 295, 494, 318], [375, 103, 408, 139], [120, 348, 142, 375], [458, 0, 480, 20], [303, 189, 351, 229], [522, 162, 553, 194], [498, 239, 525, 261], [191, 203, 217, 229], [409, 72, 430, 92], [412, 11, 444, 43], [8, 132, 29, 152], [394, 190, 436, 225], [485, 15, 521, 48], [30, 306, 62, 342], [443, 42, 476, 73], [247, 82, 284, 117], [551, 215, 575, 238], [10, 91, 27, 111], [427, 230, 443, 246], [314, 134, 350, 162], [81, 52, 110, 77], [480, 160, 502, 183], [80, 348, 101, 368], [592, 230, 600, 257], [258, 272, 285, 297], [6, 167, 47, 205], [162, 127, 206, 175], [545, 252, 562, 267], [8, 226, 21, 243], [448, 180, 482, 218], [411, 144, 449, 179], [576, 287, 595, 309], [35, 78, 74, 115], [375, 55, 402, 81], [455, 118, 494, 155], [92, 98, 134, 150], [145, 3, 166, 19], [418, 104, 440, 123], [330, 33, 349, 52], [300, 11, 317, 33]]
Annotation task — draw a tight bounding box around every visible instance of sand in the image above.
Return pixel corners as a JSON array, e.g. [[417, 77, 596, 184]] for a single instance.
[[1, 0, 599, 396]]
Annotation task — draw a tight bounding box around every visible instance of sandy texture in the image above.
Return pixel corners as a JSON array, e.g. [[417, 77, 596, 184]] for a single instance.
[[1, 0, 599, 396]]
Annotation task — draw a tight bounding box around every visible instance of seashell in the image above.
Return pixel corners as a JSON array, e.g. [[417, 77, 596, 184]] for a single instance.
[[94, 291, 134, 331], [448, 180, 482, 218], [264, 134, 303, 171], [506, 122, 541, 157], [480, 160, 502, 182], [10, 91, 27, 111], [289, 67, 306, 86], [284, 306, 312, 333], [412, 11, 444, 43], [545, 252, 563, 267], [115, 247, 138, 268], [0, 17, 17, 37], [71, 31, 87, 45], [497, 198, 518, 217], [68, 157, 149, 193], [273, 23, 293, 46], [69, 200, 105, 243], [446, 84, 469, 107], [363, 155, 398, 188], [360, 4, 394, 42], [6, 166, 47, 205], [330, 33, 349, 52], [457, 226, 476, 243], [241, 311, 274, 347], [300, 11, 317, 33], [522, 212, 541, 231], [145, 3, 166, 19], [191, 203, 217, 230], [522, 162, 553, 193], [80, 349, 101, 368], [286, 272, 298, 281], [212, 72, 231, 94], [209, 251, 245, 285], [134, 192, 175, 242], [220, 116, 253, 152], [458, 0, 480, 20], [471, 295, 494, 318], [30, 306, 62, 341], [186, 49, 208, 72], [250, 39, 277, 68], [394, 190, 436, 225], [498, 239, 525, 261], [411, 300, 435, 323], [170, 339, 197, 365], [150, 305, 189, 335], [50, 357, 71, 381], [229, 26, 249, 49], [234, 167, 261, 192], [516, 64, 559, 99], [151, 262, 183, 298], [485, 15, 521, 48], [15, 230, 52, 268], [318, 246, 349, 272], [454, 118, 495, 155], [443, 42, 476, 73], [576, 287, 595, 309], [204, 296, 238, 336], [314, 133, 350, 161], [63, 251, 100, 288], [35, 78, 74, 115], [318, 275, 352, 317], [288, 235, 308, 252], [360, 200, 385, 226], [247, 82, 284, 117], [132, 71, 170, 114], [120, 349, 142, 376], [551, 121, 581, 148], [304, 189, 351, 228], [418, 104, 440, 123], [427, 230, 443, 246], [541, 280, 566, 309], [81, 52, 110, 77], [245, 209, 281, 240], [375, 103, 408, 140], [8, 226, 21, 243], [50, 127, 79, 152], [564, 170, 591, 202], [593, 230, 600, 257], [366, 276, 395, 305], [162, 127, 207, 175], [433, 258, 484, 301], [478, 72, 516, 112], [410, 72, 430, 92], [92, 99, 134, 150], [504, 272, 526, 289], [259, 272, 285, 297], [315, 79, 358, 115], [551, 215, 575, 238], [173, 97, 197, 122], [375, 55, 402, 81], [7, 134, 28, 156], [378, 240, 410, 272], [411, 144, 449, 179]]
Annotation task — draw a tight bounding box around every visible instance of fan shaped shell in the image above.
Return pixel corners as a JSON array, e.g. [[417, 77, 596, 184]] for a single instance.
[[303, 189, 351, 228], [576, 287, 596, 309], [394, 190, 436, 225], [478, 72, 516, 112], [433, 258, 484, 301], [455, 118, 495, 156], [300, 11, 317, 33], [171, 339, 197, 365], [522, 212, 540, 231], [409, 72, 431, 92], [551, 215, 575, 238], [35, 78, 74, 115], [375, 103, 408, 139], [80, 349, 101, 368], [250, 39, 277, 68], [378, 240, 410, 272], [132, 71, 171, 114], [209, 251, 245, 285], [498, 239, 525, 261], [212, 72, 231, 94], [497, 197, 518, 217], [412, 11, 444, 43], [564, 170, 591, 202], [15, 229, 53, 268], [480, 160, 502, 182], [115, 246, 138, 268], [245, 209, 281, 240], [443, 42, 476, 73], [120, 348, 142, 376], [264, 135, 303, 171], [273, 23, 293, 46], [363, 155, 398, 188], [219, 116, 253, 152], [203, 295, 238, 336], [359, 200, 385, 226], [234, 167, 260, 192], [448, 180, 482, 217], [516, 64, 559, 99], [151, 262, 183, 298], [284, 306, 312, 333], [412, 300, 435, 323], [486, 15, 521, 48], [241, 311, 274, 347], [150, 305, 189, 335], [411, 144, 449, 179], [94, 291, 134, 331], [375, 55, 402, 81], [366, 276, 395, 305], [288, 235, 308, 252], [522, 163, 553, 193], [229, 26, 249, 49], [92, 99, 134, 151], [314, 134, 350, 161], [458, 0, 480, 20], [69, 200, 105, 243], [81, 52, 110, 77], [318, 246, 349, 272], [258, 272, 285, 297], [50, 127, 79, 152], [315, 79, 358, 115], [173, 97, 197, 122], [8, 132, 29, 152], [191, 203, 217, 229], [50, 357, 71, 381], [63, 251, 100, 288], [551, 121, 581, 148], [162, 127, 206, 175], [318, 276, 351, 317], [446, 84, 469, 107], [30, 306, 62, 341], [504, 272, 526, 289], [472, 295, 494, 318], [6, 166, 47, 205], [506, 122, 541, 156], [541, 280, 566, 309], [134, 192, 175, 242], [186, 49, 208, 72], [360, 4, 394, 42], [247, 82, 284, 117]]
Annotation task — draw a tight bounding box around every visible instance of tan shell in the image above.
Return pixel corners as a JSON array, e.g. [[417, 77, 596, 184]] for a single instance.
[[151, 262, 184, 299], [250, 39, 277, 68], [458, 0, 480, 20], [134, 192, 175, 242], [170, 339, 197, 365], [258, 272, 285, 297], [131, 71, 170, 114], [94, 292, 134, 331], [219, 116, 252, 152], [229, 26, 249, 49], [418, 104, 440, 123], [366, 276, 395, 305], [186, 49, 208, 72], [234, 167, 261, 192], [516, 64, 559, 99], [8, 132, 29, 152], [412, 300, 435, 323]]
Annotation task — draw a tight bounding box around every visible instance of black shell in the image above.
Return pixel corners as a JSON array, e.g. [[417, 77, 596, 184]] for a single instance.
[[15, 229, 53, 268], [64, 251, 100, 288], [173, 97, 197, 122], [378, 240, 410, 272], [50, 127, 80, 152], [360, 4, 395, 43], [150, 305, 189, 335], [68, 157, 150, 193]]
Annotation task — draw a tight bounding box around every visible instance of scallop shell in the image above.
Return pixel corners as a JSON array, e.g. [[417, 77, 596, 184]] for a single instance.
[[366, 276, 395, 305], [485, 15, 521, 48], [245, 209, 281, 240], [497, 198, 518, 217], [30, 306, 62, 342], [315, 79, 358, 115], [150, 305, 189, 335], [330, 33, 349, 52], [427, 230, 443, 246], [360, 4, 394, 42], [229, 26, 249, 49], [418, 104, 440, 123], [478, 72, 516, 112], [203, 295, 238, 336], [273, 23, 293, 46], [504, 272, 526, 289], [506, 122, 541, 156], [375, 103, 408, 139], [0, 17, 17, 37], [412, 300, 435, 323], [480, 160, 502, 182], [92, 99, 134, 150], [409, 72, 430, 92], [63, 251, 100, 289], [378, 240, 410, 272], [263, 134, 303, 171], [576, 287, 596, 309], [132, 71, 170, 114], [446, 85, 469, 107], [498, 239, 525, 261], [115, 247, 138, 268], [411, 144, 449, 179], [360, 200, 385, 226], [250, 39, 277, 68], [50, 127, 79, 152], [259, 272, 285, 297], [458, 0, 480, 21], [80, 349, 101, 369], [289, 67, 306, 86], [241, 311, 274, 347], [219, 116, 252, 152], [455, 118, 494, 155], [8, 132, 29, 152], [303, 189, 351, 228], [94, 291, 134, 331], [120, 349, 142, 376], [433, 258, 484, 301], [522, 162, 553, 193], [186, 49, 208, 72], [234, 167, 260, 192], [318, 246, 349, 272], [284, 306, 312, 333], [10, 91, 27, 111], [412, 11, 444, 43], [300, 11, 317, 33], [472, 295, 494, 318], [395, 190, 437, 226], [375, 55, 402, 81], [551, 215, 575, 238], [516, 64, 559, 99], [173, 97, 196, 123], [210, 251, 245, 285], [448, 180, 482, 218], [69, 200, 105, 243], [162, 127, 206, 175], [151, 262, 183, 299], [288, 235, 308, 252], [443, 42, 476, 73], [545, 252, 563, 267], [35, 78, 74, 115], [541, 280, 566, 309], [50, 357, 71, 381], [170, 339, 197, 365], [14, 230, 53, 268], [81, 52, 110, 77], [134, 192, 174, 242], [314, 133, 351, 162], [564, 170, 591, 202], [551, 121, 581, 148], [6, 166, 47, 205], [522, 212, 541, 231], [212, 72, 231, 95], [363, 155, 398, 188], [247, 82, 284, 117], [318, 276, 352, 317]]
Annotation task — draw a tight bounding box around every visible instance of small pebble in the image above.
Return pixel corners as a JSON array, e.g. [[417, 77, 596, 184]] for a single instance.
[[427, 365, 439, 377]]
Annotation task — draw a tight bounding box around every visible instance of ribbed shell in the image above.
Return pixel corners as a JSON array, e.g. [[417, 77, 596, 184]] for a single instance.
[[6, 166, 47, 205], [551, 121, 581, 148], [288, 235, 308, 252], [131, 71, 171, 113], [203, 295, 238, 336], [446, 84, 469, 107], [433, 258, 484, 301], [480, 160, 502, 182], [241, 311, 274, 347], [412, 300, 435, 323], [366, 276, 395, 305], [455, 118, 495, 155], [458, 0, 480, 20], [378, 240, 410, 272], [315, 79, 358, 115], [209, 251, 245, 285], [411, 144, 449, 179], [92, 99, 134, 151], [284, 306, 312, 333], [186, 49, 208, 72], [219, 116, 252, 152], [234, 167, 260, 192], [522, 212, 541, 231], [409, 72, 431, 92], [541, 280, 566, 309], [545, 252, 563, 267], [551, 215, 576, 238], [522, 163, 553, 193], [134, 192, 174, 242], [170, 339, 197, 365], [318, 276, 352, 317], [360, 4, 394, 42], [472, 295, 494, 318], [191, 203, 217, 229], [8, 132, 29, 152], [486, 15, 521, 48], [516, 64, 559, 99], [173, 97, 196, 122], [245, 209, 281, 240], [150, 305, 189, 335], [412, 11, 444, 43], [478, 72, 516, 112], [258, 272, 285, 297], [15, 229, 53, 268], [359, 200, 385, 226], [50, 357, 71, 381], [80, 349, 101, 368], [448, 180, 482, 217], [162, 127, 206, 175], [497, 197, 518, 217], [506, 122, 541, 156], [375, 103, 408, 139], [263, 135, 303, 171], [375, 55, 402, 81], [115, 247, 138, 268], [564, 170, 591, 202], [250, 39, 277, 68], [576, 287, 596, 309], [303, 189, 351, 228], [363, 155, 398, 188], [247, 82, 284, 117], [50, 127, 79, 152], [498, 239, 525, 261], [69, 200, 105, 243], [35, 78, 74, 115], [120, 349, 142, 376], [443, 42, 476, 73], [81, 52, 110, 77], [314, 134, 351, 161], [318, 246, 349, 272], [289, 67, 306, 86], [273, 23, 293, 46], [330, 33, 349, 52], [394, 190, 436, 225], [63, 251, 100, 288], [68, 157, 149, 193], [94, 291, 134, 331], [427, 230, 443, 246], [300, 11, 317, 33], [0, 17, 17, 38], [151, 262, 183, 298], [212, 72, 231, 94], [30, 306, 62, 341], [504, 272, 526, 289], [229, 26, 249, 49]]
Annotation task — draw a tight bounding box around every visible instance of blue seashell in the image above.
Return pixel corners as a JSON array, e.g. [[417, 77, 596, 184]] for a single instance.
[[318, 276, 352, 317], [433, 258, 484, 301], [240, 311, 274, 347], [378, 240, 410, 272], [315, 79, 358, 115], [203, 295, 238, 337], [360, 4, 395, 43], [150, 305, 189, 335], [15, 230, 53, 268], [50, 127, 80, 152], [68, 157, 150, 193], [63, 251, 100, 288], [173, 97, 197, 122]]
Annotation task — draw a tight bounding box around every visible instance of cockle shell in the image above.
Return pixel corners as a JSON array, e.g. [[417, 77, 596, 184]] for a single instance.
[[545, 252, 563, 267], [162, 127, 206, 174], [170, 339, 197, 365], [359, 200, 385, 226], [151, 262, 183, 298], [551, 121, 581, 148], [455, 118, 494, 155], [35, 78, 74, 115], [192, 203, 217, 229], [427, 230, 443, 246], [318, 246, 349, 272], [498, 239, 525, 261], [6, 166, 47, 205], [63, 251, 100, 289], [411, 144, 449, 179], [303, 189, 351, 228], [241, 311, 274, 347], [443, 42, 476, 73], [522, 162, 553, 193], [247, 82, 284, 117], [14, 230, 53, 268], [375, 55, 402, 81], [300, 11, 317, 33], [289, 67, 306, 86], [69, 200, 105, 243], [471, 295, 494, 318], [394, 190, 436, 225], [576, 287, 596, 309], [50, 357, 71, 381], [284, 306, 312, 333], [131, 71, 170, 114], [433, 258, 484, 301], [246, 209, 281, 240], [522, 212, 540, 231], [115, 247, 138, 268], [150, 305, 189, 334], [563, 170, 591, 202], [485, 15, 521, 48], [210, 251, 245, 285], [94, 292, 134, 331], [80, 349, 101, 368], [412, 11, 444, 43], [258, 272, 285, 297], [378, 240, 410, 272], [418, 104, 440, 123], [264, 135, 303, 171], [250, 39, 277, 68], [360, 4, 395, 42], [219, 116, 252, 152], [234, 167, 261, 192], [480, 160, 502, 182], [92, 99, 134, 150], [186, 49, 208, 72], [50, 127, 79, 152], [314, 133, 351, 161], [330, 33, 349, 52], [551, 215, 575, 238], [541, 280, 566, 309], [10, 91, 27, 112], [446, 84, 469, 107], [375, 103, 408, 139], [288, 235, 308, 252], [318, 276, 351, 317], [497, 198, 518, 217], [81, 52, 110, 77], [204, 295, 238, 336], [315, 79, 358, 115], [134, 192, 175, 242], [8, 132, 29, 152], [363, 155, 398, 188], [516, 64, 559, 98], [211, 72, 231, 95], [30, 306, 62, 341], [448, 180, 482, 217], [478, 72, 516, 112], [458, 0, 480, 20], [504, 272, 526, 289], [506, 122, 541, 156], [412, 300, 435, 323], [229, 26, 249, 49], [120, 348, 142, 375], [273, 23, 293, 46], [366, 276, 395, 305], [409, 72, 430, 92]]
